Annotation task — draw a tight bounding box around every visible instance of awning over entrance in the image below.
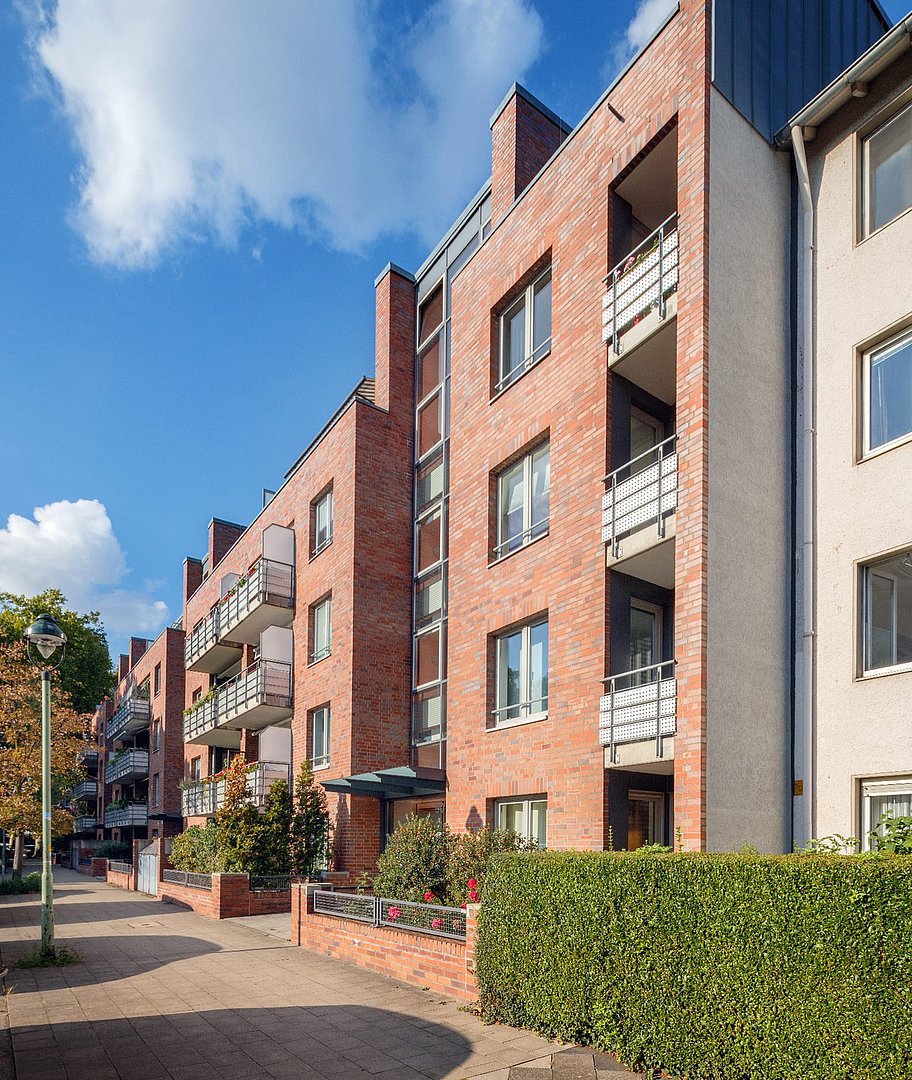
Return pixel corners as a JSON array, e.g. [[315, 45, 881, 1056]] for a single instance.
[[321, 766, 445, 800]]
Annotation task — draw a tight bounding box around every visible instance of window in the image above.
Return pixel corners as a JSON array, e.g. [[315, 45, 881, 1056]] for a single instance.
[[496, 797, 547, 847], [152, 720, 161, 754], [863, 99, 912, 235], [310, 595, 332, 663], [863, 328, 912, 455], [862, 550, 912, 674], [311, 705, 331, 769], [192, 687, 202, 704], [189, 757, 201, 781], [627, 791, 664, 850], [630, 599, 663, 682], [151, 773, 161, 807], [312, 488, 333, 557], [494, 617, 548, 724], [153, 663, 161, 696], [497, 267, 552, 392], [861, 777, 912, 849], [495, 442, 550, 558]]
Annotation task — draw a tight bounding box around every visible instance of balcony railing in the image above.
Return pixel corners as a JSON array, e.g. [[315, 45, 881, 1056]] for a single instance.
[[603, 434, 678, 557], [74, 815, 97, 833], [104, 803, 148, 829], [217, 559, 295, 644], [105, 749, 150, 785], [219, 658, 293, 730], [72, 780, 97, 801], [181, 761, 290, 817], [77, 744, 99, 768], [107, 695, 151, 741], [600, 660, 676, 761], [602, 213, 678, 353], [184, 608, 244, 674], [183, 695, 221, 744]]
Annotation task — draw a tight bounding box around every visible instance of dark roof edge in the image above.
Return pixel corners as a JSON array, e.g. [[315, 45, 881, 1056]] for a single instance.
[[489, 82, 573, 133], [374, 262, 415, 287]]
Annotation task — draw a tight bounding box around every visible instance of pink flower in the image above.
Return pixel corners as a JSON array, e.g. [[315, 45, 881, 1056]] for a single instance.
[[469, 890, 478, 903], [431, 918, 442, 930], [467, 878, 477, 889], [387, 906, 400, 921], [423, 890, 435, 903], [460, 903, 467, 910]]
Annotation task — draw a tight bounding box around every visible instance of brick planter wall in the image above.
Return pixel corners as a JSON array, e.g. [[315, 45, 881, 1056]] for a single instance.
[[159, 873, 291, 919], [105, 862, 137, 891], [291, 884, 479, 1001], [89, 857, 107, 878]]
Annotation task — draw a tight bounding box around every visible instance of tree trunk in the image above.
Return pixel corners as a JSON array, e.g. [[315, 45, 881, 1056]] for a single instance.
[[12, 833, 24, 879]]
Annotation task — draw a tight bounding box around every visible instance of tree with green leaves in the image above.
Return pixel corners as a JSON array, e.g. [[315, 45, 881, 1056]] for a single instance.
[[289, 760, 332, 878], [254, 778, 292, 875], [213, 756, 261, 872], [0, 590, 115, 713]]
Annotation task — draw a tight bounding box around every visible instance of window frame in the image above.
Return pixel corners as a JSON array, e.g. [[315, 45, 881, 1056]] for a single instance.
[[861, 325, 912, 459], [496, 266, 552, 394], [311, 704, 331, 770], [627, 790, 665, 849], [153, 663, 161, 696], [494, 441, 550, 560], [861, 97, 912, 239], [492, 616, 549, 728], [495, 796, 547, 847], [860, 776, 912, 850], [310, 595, 333, 664], [311, 488, 334, 558], [860, 550, 912, 678]]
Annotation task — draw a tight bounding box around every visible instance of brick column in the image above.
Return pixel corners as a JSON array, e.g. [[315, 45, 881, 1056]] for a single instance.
[[464, 903, 480, 998]]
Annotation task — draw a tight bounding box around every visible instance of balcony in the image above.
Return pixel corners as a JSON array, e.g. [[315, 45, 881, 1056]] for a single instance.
[[104, 803, 148, 829], [181, 761, 290, 818], [600, 660, 676, 765], [184, 609, 243, 674], [74, 815, 97, 833], [77, 744, 99, 769], [604, 434, 677, 572], [107, 695, 151, 741], [216, 559, 295, 645], [183, 693, 242, 749], [72, 780, 97, 801], [217, 659, 293, 732], [602, 213, 678, 356], [105, 749, 150, 785]]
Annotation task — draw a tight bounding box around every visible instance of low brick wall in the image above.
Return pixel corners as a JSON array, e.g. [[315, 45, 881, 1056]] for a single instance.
[[160, 873, 291, 919], [105, 862, 136, 891], [291, 885, 479, 1001], [89, 857, 107, 878]]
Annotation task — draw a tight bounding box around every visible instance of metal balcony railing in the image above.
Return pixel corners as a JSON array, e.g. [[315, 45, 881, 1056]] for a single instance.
[[77, 744, 99, 768], [184, 609, 219, 668], [75, 815, 97, 832], [600, 660, 676, 761], [181, 780, 219, 817], [107, 695, 151, 741], [180, 761, 290, 817], [104, 803, 148, 829], [105, 749, 150, 785], [183, 695, 220, 743], [217, 559, 294, 639], [602, 214, 679, 353], [72, 780, 97, 801], [603, 434, 678, 557], [219, 658, 293, 721]]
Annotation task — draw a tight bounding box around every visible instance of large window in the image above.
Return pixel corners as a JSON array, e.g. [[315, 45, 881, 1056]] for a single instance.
[[311, 705, 330, 769], [496, 797, 547, 847], [310, 595, 332, 663], [495, 442, 550, 558], [494, 617, 548, 725], [863, 328, 912, 455], [862, 550, 912, 674], [497, 267, 552, 392], [861, 777, 912, 850], [863, 99, 912, 235], [311, 488, 333, 557]]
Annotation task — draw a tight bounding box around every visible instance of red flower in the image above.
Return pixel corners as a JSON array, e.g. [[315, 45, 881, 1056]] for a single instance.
[[467, 878, 477, 889], [431, 918, 442, 931], [387, 906, 400, 921], [423, 890, 435, 903], [460, 903, 467, 910], [469, 890, 478, 903]]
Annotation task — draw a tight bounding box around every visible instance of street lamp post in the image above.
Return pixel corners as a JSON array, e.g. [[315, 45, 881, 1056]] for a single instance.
[[24, 614, 67, 960]]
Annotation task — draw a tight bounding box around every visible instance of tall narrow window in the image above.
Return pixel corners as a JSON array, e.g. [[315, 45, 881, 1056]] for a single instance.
[[862, 550, 912, 674], [495, 442, 550, 557], [863, 99, 912, 235], [312, 488, 333, 557], [153, 663, 161, 696], [864, 328, 912, 455], [151, 773, 161, 807], [311, 705, 331, 769], [627, 791, 664, 849], [310, 596, 332, 663], [497, 267, 552, 392], [494, 617, 548, 724]]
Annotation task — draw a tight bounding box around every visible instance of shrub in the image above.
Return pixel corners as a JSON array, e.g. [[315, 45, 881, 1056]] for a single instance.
[[0, 872, 40, 895], [446, 828, 534, 904], [289, 761, 332, 879], [95, 840, 131, 861], [169, 822, 223, 873], [252, 778, 292, 875], [476, 850, 912, 1080], [869, 811, 912, 854], [372, 814, 451, 902]]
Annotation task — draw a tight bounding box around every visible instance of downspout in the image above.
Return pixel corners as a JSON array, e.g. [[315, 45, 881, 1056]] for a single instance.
[[790, 125, 815, 848]]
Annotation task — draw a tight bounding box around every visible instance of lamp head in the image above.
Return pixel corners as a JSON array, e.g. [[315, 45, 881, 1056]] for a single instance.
[[24, 614, 67, 662]]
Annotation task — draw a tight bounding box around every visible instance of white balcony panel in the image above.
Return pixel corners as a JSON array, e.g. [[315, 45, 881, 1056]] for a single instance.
[[217, 559, 294, 646], [218, 659, 294, 732], [184, 611, 243, 674], [599, 677, 676, 748], [602, 452, 677, 545], [603, 220, 679, 347]]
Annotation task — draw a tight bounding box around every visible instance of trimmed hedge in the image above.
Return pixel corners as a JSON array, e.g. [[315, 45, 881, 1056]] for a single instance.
[[476, 851, 912, 1080]]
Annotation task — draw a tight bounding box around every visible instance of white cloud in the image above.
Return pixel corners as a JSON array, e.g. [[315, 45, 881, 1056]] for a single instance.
[[25, 0, 544, 268], [609, 0, 677, 75], [0, 499, 169, 636]]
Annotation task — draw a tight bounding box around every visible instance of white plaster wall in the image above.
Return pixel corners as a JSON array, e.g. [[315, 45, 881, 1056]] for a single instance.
[[705, 89, 792, 852], [810, 65, 912, 841]]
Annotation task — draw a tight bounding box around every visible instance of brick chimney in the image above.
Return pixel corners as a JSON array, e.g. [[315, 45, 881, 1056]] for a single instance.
[[208, 518, 245, 571], [128, 637, 148, 670], [118, 654, 130, 682], [183, 556, 204, 605], [490, 83, 570, 225], [373, 263, 417, 425]]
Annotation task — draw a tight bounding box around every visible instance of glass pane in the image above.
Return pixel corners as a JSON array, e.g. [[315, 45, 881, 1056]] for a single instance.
[[416, 509, 442, 573], [532, 271, 552, 355], [416, 451, 444, 510], [869, 334, 912, 450], [415, 628, 440, 686], [418, 284, 443, 344], [868, 104, 912, 232], [499, 801, 524, 835], [529, 621, 548, 712], [313, 708, 330, 764], [501, 297, 526, 381], [417, 393, 442, 458], [315, 492, 332, 549], [630, 605, 658, 679], [497, 631, 522, 718], [867, 570, 896, 669], [630, 413, 661, 474], [530, 800, 547, 848], [418, 334, 442, 402], [871, 792, 912, 835], [314, 600, 331, 657], [627, 797, 657, 850], [413, 687, 443, 743], [415, 569, 443, 629], [498, 461, 525, 553], [531, 446, 550, 539]]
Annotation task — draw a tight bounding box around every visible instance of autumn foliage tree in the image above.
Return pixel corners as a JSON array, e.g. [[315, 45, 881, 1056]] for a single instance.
[[0, 642, 87, 874]]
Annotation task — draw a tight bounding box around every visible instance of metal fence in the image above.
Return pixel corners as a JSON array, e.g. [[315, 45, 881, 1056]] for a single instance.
[[249, 874, 292, 892], [218, 559, 295, 637], [108, 860, 132, 875], [603, 434, 678, 557], [162, 869, 213, 890], [184, 609, 219, 667], [602, 213, 679, 352], [600, 659, 677, 760], [312, 889, 467, 941]]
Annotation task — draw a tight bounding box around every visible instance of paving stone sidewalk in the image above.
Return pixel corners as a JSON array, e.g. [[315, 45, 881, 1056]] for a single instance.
[[0, 871, 638, 1080]]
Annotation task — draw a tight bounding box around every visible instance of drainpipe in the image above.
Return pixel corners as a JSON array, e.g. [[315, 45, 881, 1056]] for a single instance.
[[790, 125, 815, 849]]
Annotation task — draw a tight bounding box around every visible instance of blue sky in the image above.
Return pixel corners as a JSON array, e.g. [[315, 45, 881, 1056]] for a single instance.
[[0, 0, 907, 660]]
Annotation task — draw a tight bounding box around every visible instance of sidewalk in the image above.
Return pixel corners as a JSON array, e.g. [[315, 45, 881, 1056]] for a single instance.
[[0, 871, 637, 1080]]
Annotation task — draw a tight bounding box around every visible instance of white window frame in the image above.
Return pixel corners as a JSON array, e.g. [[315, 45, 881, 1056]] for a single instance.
[[493, 617, 548, 727], [497, 267, 552, 393], [312, 489, 333, 557], [494, 442, 550, 559], [862, 326, 912, 458], [310, 596, 332, 664], [861, 554, 912, 677], [861, 777, 912, 850], [627, 790, 665, 848], [311, 705, 331, 770], [496, 797, 547, 847], [862, 98, 912, 238]]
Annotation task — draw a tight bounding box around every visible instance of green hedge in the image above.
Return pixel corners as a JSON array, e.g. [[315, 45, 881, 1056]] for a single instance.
[[476, 851, 912, 1080]]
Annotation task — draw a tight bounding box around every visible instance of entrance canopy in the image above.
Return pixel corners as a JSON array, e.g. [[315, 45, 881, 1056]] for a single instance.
[[321, 766, 445, 800]]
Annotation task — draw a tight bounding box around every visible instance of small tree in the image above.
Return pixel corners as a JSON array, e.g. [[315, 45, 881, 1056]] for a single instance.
[[289, 761, 331, 879], [214, 757, 261, 872], [170, 822, 223, 873], [254, 778, 292, 875], [372, 814, 451, 902]]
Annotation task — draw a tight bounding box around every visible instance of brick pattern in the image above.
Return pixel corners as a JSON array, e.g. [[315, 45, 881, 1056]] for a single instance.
[[491, 91, 567, 225], [158, 873, 291, 919], [105, 863, 136, 891]]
